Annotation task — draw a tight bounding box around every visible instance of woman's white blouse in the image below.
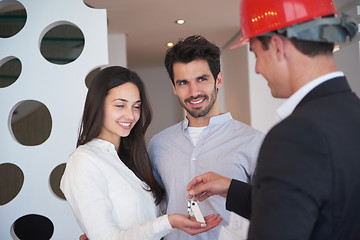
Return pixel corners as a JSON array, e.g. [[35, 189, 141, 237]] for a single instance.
[[60, 139, 172, 240]]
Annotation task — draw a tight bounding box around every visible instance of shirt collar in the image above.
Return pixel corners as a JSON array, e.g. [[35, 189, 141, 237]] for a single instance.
[[182, 112, 233, 130], [276, 71, 344, 122], [90, 138, 117, 153]]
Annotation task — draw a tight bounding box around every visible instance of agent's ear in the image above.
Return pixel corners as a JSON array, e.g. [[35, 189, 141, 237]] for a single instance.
[[271, 35, 286, 61], [215, 72, 223, 89]]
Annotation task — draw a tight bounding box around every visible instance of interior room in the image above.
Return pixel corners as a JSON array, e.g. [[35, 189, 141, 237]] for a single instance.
[[0, 0, 359, 239]]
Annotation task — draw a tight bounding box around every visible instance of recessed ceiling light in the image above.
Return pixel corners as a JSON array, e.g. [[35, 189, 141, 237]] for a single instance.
[[167, 42, 174, 47], [175, 19, 185, 25]]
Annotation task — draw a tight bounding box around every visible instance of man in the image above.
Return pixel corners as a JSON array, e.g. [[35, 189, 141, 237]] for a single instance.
[[187, 0, 360, 239], [148, 35, 264, 239]]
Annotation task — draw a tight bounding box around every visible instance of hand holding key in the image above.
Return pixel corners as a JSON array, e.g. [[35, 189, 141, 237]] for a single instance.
[[187, 172, 232, 202]]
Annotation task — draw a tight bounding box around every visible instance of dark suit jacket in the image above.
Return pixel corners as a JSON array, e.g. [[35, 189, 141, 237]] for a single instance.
[[226, 77, 360, 239]]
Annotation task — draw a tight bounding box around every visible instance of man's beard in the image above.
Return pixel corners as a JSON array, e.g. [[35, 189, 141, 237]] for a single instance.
[[179, 87, 217, 118]]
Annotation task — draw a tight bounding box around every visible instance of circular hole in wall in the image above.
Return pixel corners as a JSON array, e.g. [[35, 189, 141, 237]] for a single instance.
[[0, 1, 27, 38], [11, 214, 54, 240], [0, 163, 24, 205], [85, 67, 101, 89], [0, 57, 22, 88], [40, 22, 85, 65], [10, 100, 52, 146], [49, 163, 66, 200]]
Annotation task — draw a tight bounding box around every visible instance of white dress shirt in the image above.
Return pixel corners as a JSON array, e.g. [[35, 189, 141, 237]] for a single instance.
[[276, 72, 345, 122], [61, 138, 172, 240]]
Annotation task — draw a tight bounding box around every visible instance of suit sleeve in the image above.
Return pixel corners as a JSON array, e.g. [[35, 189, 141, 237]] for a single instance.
[[226, 179, 252, 219], [248, 117, 332, 240]]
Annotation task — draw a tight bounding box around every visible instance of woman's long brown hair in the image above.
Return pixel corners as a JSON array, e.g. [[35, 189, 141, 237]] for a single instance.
[[77, 66, 164, 205]]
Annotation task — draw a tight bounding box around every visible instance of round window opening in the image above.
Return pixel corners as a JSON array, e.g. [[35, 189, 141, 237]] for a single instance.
[[85, 67, 101, 89], [12, 214, 54, 240], [0, 57, 22, 88], [10, 100, 52, 146], [50, 163, 66, 200], [0, 1, 27, 38], [40, 23, 85, 65], [0, 163, 24, 206]]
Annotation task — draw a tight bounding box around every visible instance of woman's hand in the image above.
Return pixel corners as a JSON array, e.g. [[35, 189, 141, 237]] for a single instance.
[[168, 213, 222, 235], [78, 214, 222, 239], [79, 233, 87, 240]]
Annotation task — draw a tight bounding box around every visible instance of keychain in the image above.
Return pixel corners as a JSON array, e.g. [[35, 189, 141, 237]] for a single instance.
[[187, 198, 205, 223]]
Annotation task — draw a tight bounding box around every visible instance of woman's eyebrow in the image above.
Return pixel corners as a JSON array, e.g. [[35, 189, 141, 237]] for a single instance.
[[113, 98, 128, 102], [113, 99, 141, 103]]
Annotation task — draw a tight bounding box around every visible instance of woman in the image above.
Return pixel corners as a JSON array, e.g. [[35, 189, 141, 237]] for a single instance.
[[60, 66, 221, 240]]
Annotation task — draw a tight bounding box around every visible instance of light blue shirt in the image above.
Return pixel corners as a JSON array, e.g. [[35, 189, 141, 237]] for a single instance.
[[148, 112, 264, 240]]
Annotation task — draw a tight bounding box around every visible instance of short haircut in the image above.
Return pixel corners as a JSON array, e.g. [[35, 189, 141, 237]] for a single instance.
[[164, 35, 221, 85], [256, 35, 334, 57]]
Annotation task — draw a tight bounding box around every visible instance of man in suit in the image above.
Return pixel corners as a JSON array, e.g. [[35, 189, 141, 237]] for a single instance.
[[186, 0, 360, 239]]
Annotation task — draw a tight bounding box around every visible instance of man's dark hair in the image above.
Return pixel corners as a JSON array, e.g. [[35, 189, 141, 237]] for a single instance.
[[164, 35, 221, 85], [257, 14, 338, 56], [256, 35, 334, 57]]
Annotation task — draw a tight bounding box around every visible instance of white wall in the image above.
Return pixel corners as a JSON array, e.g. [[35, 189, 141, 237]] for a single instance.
[[0, 1, 110, 239], [108, 33, 127, 67], [221, 44, 252, 126], [334, 5, 360, 97], [132, 66, 183, 144], [334, 38, 360, 97]]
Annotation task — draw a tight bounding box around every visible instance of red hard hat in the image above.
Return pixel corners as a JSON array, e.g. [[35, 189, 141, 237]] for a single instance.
[[230, 0, 337, 48]]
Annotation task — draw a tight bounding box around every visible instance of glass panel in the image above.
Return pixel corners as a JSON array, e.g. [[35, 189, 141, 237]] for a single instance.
[[0, 57, 21, 88], [0, 163, 24, 205], [49, 163, 66, 200], [40, 23, 85, 65], [10, 100, 52, 146], [0, 1, 27, 38]]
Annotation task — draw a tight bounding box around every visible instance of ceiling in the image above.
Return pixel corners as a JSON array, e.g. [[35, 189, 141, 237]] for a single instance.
[[84, 0, 241, 67], [1, 0, 357, 69], [84, 0, 356, 68]]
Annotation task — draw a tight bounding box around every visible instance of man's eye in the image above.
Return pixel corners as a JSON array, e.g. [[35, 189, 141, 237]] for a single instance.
[[116, 105, 124, 108], [134, 105, 141, 109], [178, 81, 187, 85]]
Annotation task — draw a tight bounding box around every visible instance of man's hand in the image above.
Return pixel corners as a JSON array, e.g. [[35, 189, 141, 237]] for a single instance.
[[186, 172, 232, 201], [168, 213, 222, 235]]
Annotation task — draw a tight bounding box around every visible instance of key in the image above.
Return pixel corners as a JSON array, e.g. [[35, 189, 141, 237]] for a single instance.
[[187, 198, 205, 223]]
